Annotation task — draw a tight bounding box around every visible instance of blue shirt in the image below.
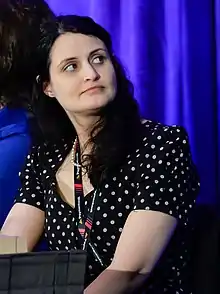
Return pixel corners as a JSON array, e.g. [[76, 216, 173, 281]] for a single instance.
[[0, 107, 30, 227]]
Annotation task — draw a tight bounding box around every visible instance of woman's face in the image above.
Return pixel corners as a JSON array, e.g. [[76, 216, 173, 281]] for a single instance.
[[44, 32, 117, 115]]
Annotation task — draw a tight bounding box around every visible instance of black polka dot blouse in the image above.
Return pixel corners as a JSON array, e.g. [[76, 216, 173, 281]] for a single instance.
[[15, 120, 200, 293]]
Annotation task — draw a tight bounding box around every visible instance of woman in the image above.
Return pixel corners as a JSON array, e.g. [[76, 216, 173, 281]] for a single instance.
[[1, 15, 200, 293], [0, 0, 54, 227]]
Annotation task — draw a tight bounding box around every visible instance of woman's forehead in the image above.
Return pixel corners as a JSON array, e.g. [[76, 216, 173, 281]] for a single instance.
[[50, 32, 106, 65]]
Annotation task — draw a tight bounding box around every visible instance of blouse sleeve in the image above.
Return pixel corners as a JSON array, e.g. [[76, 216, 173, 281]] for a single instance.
[[133, 126, 200, 224], [15, 145, 45, 211]]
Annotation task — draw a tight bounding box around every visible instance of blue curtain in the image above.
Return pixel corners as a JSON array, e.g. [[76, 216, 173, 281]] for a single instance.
[[47, 0, 220, 206]]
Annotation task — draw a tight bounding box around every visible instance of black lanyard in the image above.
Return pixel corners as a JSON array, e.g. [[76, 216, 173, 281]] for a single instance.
[[73, 139, 106, 268]]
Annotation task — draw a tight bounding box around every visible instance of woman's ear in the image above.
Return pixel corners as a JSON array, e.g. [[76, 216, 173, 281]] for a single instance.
[[43, 81, 55, 98]]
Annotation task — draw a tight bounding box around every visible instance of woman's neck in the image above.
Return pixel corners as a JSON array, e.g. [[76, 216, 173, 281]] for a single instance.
[[67, 112, 100, 152]]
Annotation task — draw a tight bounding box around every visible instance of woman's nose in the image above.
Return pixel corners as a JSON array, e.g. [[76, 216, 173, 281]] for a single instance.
[[83, 63, 100, 82]]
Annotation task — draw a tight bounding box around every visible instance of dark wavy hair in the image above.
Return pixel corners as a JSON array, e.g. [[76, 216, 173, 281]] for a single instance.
[[33, 15, 143, 186], [0, 0, 54, 108]]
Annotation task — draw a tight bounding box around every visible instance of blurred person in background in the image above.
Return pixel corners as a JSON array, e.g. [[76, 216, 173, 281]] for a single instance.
[[0, 0, 54, 227]]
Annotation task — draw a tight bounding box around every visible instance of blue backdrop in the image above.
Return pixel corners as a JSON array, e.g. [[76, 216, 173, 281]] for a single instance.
[[47, 0, 220, 206]]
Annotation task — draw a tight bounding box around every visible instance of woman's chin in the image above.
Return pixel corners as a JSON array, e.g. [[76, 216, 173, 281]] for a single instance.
[[83, 97, 111, 111]]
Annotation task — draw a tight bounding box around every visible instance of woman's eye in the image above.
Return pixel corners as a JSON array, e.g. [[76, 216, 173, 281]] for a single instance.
[[64, 64, 77, 72], [93, 56, 105, 64]]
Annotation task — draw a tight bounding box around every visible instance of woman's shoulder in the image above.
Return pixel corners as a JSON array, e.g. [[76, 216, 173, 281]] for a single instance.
[[132, 119, 196, 174], [140, 119, 190, 151], [130, 120, 200, 223], [26, 137, 73, 166]]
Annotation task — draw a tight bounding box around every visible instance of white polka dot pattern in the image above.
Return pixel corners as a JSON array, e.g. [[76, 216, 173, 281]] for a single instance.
[[16, 145, 45, 211], [15, 122, 199, 293], [133, 126, 199, 225]]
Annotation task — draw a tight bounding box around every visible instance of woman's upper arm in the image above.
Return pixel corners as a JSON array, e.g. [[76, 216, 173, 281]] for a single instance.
[[1, 145, 46, 251], [109, 210, 176, 274], [109, 126, 200, 274], [1, 203, 45, 251]]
